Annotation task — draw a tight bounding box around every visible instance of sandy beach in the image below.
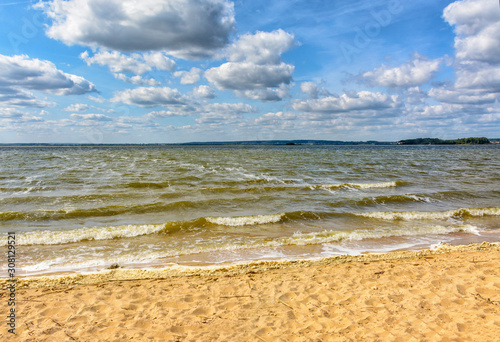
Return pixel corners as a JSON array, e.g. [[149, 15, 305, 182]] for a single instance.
[[2, 242, 499, 341]]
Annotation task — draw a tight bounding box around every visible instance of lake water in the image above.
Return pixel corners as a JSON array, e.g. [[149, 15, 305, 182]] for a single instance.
[[1, 144, 499, 276]]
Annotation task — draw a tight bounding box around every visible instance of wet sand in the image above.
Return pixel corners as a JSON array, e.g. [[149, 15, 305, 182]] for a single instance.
[[1, 242, 499, 341]]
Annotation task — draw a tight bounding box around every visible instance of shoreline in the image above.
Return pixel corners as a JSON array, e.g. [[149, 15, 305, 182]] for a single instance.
[[3, 242, 498, 287], [2, 242, 499, 341]]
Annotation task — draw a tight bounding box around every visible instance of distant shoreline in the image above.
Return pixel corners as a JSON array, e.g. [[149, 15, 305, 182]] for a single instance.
[[0, 138, 498, 147]]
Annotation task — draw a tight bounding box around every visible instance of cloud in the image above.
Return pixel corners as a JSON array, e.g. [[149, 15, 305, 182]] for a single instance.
[[360, 54, 442, 88], [429, 87, 497, 105], [443, 0, 500, 64], [35, 0, 235, 59], [143, 52, 177, 71], [195, 102, 256, 124], [292, 91, 399, 114], [205, 30, 295, 101], [454, 62, 500, 92], [145, 110, 193, 119], [441, 0, 500, 94], [88, 95, 105, 103], [63, 103, 89, 112], [205, 62, 294, 90], [142, 100, 255, 124], [300, 81, 331, 99], [235, 85, 291, 102], [422, 0, 500, 119], [81, 50, 176, 74], [70, 113, 113, 121], [413, 103, 466, 120], [114, 73, 161, 86], [0, 87, 55, 108], [477, 113, 500, 123], [225, 29, 296, 65], [0, 107, 25, 119], [111, 86, 190, 107], [403, 86, 428, 105], [174, 67, 202, 85], [254, 111, 297, 124], [204, 102, 255, 114], [192, 85, 216, 98], [0, 54, 96, 102]]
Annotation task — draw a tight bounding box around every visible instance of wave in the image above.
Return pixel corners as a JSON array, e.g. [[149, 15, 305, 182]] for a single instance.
[[353, 194, 432, 206], [0, 224, 168, 246], [279, 224, 481, 246], [126, 181, 170, 189], [0, 192, 124, 206], [0, 198, 264, 222], [0, 186, 55, 193], [356, 206, 500, 221], [4, 203, 495, 247], [0, 214, 283, 246], [199, 180, 404, 195], [206, 213, 284, 226], [0, 211, 323, 246], [18, 223, 482, 273], [3, 204, 490, 247], [0, 180, 404, 222], [314, 181, 403, 190]]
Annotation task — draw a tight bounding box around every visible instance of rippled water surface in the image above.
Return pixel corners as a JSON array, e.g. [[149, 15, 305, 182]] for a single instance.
[[1, 145, 499, 276]]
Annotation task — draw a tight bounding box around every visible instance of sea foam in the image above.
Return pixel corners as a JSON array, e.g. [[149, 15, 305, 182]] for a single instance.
[[356, 206, 500, 221], [206, 213, 285, 226], [0, 224, 166, 246]]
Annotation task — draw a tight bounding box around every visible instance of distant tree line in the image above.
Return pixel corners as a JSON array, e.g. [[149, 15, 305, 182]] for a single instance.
[[398, 137, 491, 145]]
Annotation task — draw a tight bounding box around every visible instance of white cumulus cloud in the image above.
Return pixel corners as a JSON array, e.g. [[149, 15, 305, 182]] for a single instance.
[[206, 62, 294, 90], [114, 74, 161, 86], [174, 67, 202, 85], [192, 85, 216, 98], [81, 50, 176, 79], [300, 82, 331, 99], [70, 113, 113, 121], [361, 54, 442, 88], [226, 29, 296, 65], [35, 0, 235, 59], [443, 0, 500, 64], [205, 30, 296, 102], [111, 86, 190, 107], [63, 103, 89, 112], [0, 54, 96, 96], [292, 91, 399, 114]]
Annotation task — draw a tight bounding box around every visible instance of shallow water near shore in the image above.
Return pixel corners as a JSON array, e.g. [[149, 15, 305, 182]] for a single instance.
[[1, 144, 499, 276]]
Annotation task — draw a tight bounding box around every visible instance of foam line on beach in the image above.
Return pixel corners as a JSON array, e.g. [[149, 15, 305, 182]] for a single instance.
[[5, 242, 499, 286], [3, 222, 484, 273]]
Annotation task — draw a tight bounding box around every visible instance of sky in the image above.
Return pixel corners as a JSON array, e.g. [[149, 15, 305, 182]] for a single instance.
[[0, 0, 499, 143]]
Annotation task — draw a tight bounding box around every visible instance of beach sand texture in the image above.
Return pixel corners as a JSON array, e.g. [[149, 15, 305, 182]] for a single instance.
[[1, 243, 499, 341]]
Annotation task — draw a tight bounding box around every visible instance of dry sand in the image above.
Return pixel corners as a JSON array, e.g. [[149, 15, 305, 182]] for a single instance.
[[1, 242, 499, 341]]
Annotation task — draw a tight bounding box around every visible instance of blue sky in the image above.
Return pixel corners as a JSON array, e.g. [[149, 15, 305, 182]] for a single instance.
[[0, 0, 499, 143]]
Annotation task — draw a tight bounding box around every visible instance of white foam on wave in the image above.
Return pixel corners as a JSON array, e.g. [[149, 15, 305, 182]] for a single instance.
[[20, 252, 167, 273], [16, 223, 483, 274], [1, 213, 286, 246], [406, 194, 433, 203], [280, 224, 481, 246], [0, 224, 166, 246], [356, 207, 500, 221], [206, 213, 285, 226], [317, 181, 399, 190]]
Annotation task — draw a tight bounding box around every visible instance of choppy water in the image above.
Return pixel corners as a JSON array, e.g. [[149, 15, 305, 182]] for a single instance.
[[1, 145, 499, 276]]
